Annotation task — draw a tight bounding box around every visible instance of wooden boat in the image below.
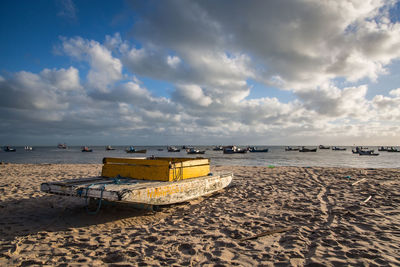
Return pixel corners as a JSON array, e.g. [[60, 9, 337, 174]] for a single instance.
[[319, 145, 330, 149], [3, 146, 16, 152], [378, 146, 388, 151], [40, 157, 233, 208], [167, 146, 180, 152], [212, 146, 224, 151], [126, 147, 146, 153], [352, 147, 363, 154], [299, 147, 317, 152], [285, 146, 299, 151], [57, 143, 67, 149], [187, 148, 205, 154], [386, 147, 400, 152], [248, 147, 269, 152], [358, 150, 379, 156], [82, 146, 93, 152], [332, 146, 346, 151], [105, 145, 116, 150], [223, 146, 247, 154]]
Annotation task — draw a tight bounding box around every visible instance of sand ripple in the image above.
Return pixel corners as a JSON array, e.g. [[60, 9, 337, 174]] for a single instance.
[[0, 164, 399, 266]]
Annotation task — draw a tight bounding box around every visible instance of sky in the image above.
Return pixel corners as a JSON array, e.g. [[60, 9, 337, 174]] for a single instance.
[[1, 0, 400, 146]]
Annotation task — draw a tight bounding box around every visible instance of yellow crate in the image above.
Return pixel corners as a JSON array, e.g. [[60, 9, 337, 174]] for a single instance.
[[101, 157, 210, 181]]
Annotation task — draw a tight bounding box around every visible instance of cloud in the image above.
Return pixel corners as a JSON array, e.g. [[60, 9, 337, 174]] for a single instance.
[[172, 84, 212, 107], [61, 36, 123, 92], [0, 67, 81, 111], [166, 55, 181, 68], [296, 84, 370, 119], [3, 1, 400, 144], [129, 0, 400, 91]]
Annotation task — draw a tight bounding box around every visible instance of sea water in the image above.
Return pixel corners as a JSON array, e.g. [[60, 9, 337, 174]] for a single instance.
[[0, 146, 399, 168]]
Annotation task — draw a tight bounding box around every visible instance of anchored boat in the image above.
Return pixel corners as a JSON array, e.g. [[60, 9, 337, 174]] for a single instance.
[[40, 157, 233, 208], [299, 146, 317, 152], [81, 146, 93, 152], [167, 146, 180, 152], [187, 148, 206, 154], [3, 146, 16, 152], [248, 147, 269, 153], [223, 146, 247, 154], [285, 146, 299, 151], [125, 146, 147, 153]]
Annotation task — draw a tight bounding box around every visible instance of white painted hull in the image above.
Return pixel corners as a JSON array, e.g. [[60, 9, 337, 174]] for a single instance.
[[41, 172, 233, 205]]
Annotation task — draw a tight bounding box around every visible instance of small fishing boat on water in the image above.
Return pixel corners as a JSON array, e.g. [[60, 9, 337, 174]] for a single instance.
[[126, 146, 147, 153], [248, 147, 269, 153], [299, 146, 317, 152], [285, 146, 299, 151], [386, 147, 400, 152], [167, 146, 180, 152], [332, 146, 346, 151], [24, 146, 33, 151], [40, 157, 233, 211], [358, 150, 379, 156], [223, 146, 247, 154], [105, 145, 116, 151], [352, 147, 378, 155], [57, 143, 67, 149], [4, 146, 16, 152], [378, 146, 388, 151], [212, 146, 224, 151], [82, 146, 93, 152], [319, 145, 330, 149], [187, 148, 205, 154]]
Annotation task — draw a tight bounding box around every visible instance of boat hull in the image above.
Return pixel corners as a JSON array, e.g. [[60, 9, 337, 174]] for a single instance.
[[249, 149, 269, 153], [299, 149, 317, 152], [187, 151, 205, 154], [126, 150, 147, 153], [40, 172, 233, 206]]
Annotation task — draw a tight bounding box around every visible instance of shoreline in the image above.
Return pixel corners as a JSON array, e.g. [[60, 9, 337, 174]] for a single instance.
[[2, 161, 400, 169], [1, 164, 399, 266]]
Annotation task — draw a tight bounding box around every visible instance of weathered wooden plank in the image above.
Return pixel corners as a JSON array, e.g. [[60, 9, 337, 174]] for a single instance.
[[41, 172, 233, 205], [102, 157, 210, 181], [102, 164, 170, 181], [169, 164, 210, 180], [103, 157, 168, 166]]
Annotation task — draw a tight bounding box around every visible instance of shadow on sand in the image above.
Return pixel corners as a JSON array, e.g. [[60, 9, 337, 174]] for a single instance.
[[0, 194, 168, 240]]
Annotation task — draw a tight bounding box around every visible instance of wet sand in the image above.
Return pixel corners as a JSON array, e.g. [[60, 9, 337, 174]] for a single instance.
[[0, 163, 399, 266]]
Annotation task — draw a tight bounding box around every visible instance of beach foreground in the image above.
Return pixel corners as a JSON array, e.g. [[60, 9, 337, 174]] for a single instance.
[[0, 164, 399, 266]]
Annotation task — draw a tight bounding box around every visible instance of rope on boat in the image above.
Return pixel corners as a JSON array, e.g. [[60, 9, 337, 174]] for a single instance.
[[85, 184, 105, 215], [77, 176, 138, 215], [172, 162, 183, 181]]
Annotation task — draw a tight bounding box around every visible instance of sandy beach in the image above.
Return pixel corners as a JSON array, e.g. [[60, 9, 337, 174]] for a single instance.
[[0, 163, 399, 266]]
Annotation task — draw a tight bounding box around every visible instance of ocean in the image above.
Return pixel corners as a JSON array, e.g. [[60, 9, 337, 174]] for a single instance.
[[1, 145, 399, 168]]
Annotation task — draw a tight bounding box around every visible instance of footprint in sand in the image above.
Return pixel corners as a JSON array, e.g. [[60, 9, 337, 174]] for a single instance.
[[178, 243, 196, 255], [102, 251, 126, 263]]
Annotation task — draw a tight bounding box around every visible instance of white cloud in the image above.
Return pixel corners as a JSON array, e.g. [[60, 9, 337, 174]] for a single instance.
[[0, 68, 83, 111], [4, 0, 400, 144], [129, 0, 400, 92], [166, 55, 181, 68], [40, 67, 82, 91], [61, 36, 122, 92], [173, 84, 212, 107], [389, 87, 400, 96]]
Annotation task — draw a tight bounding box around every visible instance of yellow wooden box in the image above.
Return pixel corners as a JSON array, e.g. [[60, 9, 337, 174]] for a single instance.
[[101, 157, 210, 181]]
